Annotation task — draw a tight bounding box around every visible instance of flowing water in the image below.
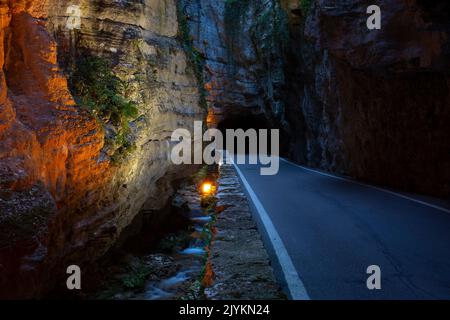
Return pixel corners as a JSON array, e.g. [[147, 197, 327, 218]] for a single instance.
[[140, 198, 213, 300], [91, 168, 217, 300], [143, 264, 202, 300]]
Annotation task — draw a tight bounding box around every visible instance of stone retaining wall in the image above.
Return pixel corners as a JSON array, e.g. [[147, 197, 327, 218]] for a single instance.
[[205, 163, 285, 300]]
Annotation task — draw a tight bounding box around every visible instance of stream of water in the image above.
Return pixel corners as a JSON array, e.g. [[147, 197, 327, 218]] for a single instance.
[[88, 166, 218, 300], [140, 189, 213, 300]]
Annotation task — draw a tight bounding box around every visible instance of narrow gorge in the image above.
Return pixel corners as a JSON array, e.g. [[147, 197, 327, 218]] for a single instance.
[[0, 0, 449, 299]]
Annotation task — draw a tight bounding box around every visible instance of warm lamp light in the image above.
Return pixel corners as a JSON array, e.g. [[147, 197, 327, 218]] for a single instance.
[[201, 182, 214, 195]]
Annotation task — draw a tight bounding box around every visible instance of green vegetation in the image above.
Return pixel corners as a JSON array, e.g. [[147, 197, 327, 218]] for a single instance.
[[181, 279, 203, 300], [157, 231, 192, 254], [201, 194, 217, 210], [254, 2, 289, 60], [224, 0, 251, 52], [191, 165, 209, 184], [93, 256, 154, 299], [176, 2, 208, 110], [121, 257, 153, 289], [181, 207, 217, 301], [299, 0, 313, 16], [69, 56, 138, 163], [224, 0, 251, 28], [224, 0, 289, 62]]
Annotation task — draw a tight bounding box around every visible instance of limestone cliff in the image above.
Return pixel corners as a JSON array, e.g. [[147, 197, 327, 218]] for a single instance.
[[181, 0, 289, 132], [1, 0, 449, 300], [0, 0, 205, 298], [285, 0, 450, 197], [182, 0, 449, 198]]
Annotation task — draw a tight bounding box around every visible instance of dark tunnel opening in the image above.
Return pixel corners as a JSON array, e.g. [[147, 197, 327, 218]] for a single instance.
[[217, 114, 271, 132], [218, 114, 271, 156], [216, 114, 288, 157]]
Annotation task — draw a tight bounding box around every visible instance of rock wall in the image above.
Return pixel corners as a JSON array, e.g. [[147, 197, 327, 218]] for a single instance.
[[285, 0, 450, 197], [181, 0, 289, 130], [1, 0, 449, 299], [0, 0, 205, 298], [186, 0, 450, 198]]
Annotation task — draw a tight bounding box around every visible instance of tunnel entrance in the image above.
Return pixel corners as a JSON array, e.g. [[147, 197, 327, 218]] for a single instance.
[[217, 114, 271, 133], [217, 114, 278, 156]]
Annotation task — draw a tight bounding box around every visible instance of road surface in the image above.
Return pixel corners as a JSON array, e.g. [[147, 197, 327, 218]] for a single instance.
[[233, 158, 450, 300]]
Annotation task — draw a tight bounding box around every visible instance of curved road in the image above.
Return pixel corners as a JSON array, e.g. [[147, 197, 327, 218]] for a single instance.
[[233, 158, 450, 300]]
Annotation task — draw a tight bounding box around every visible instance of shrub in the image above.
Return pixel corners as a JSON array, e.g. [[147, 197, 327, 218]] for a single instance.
[[70, 56, 138, 162], [121, 257, 153, 289], [299, 0, 313, 16], [176, 2, 208, 110], [224, 0, 251, 54]]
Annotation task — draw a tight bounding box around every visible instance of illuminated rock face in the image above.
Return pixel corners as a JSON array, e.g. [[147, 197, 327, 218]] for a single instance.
[[1, 0, 449, 299], [0, 0, 204, 298]]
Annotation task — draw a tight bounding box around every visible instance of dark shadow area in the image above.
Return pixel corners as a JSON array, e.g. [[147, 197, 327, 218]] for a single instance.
[[217, 114, 288, 156], [218, 114, 271, 132], [417, 0, 450, 27]]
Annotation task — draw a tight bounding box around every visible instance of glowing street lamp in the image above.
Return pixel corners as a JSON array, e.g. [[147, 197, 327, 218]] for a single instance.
[[201, 181, 215, 195]]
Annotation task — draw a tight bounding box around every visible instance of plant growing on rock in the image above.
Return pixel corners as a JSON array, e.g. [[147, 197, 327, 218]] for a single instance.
[[70, 56, 138, 163], [224, 0, 288, 62], [120, 257, 153, 290], [299, 0, 313, 16], [176, 1, 208, 110]]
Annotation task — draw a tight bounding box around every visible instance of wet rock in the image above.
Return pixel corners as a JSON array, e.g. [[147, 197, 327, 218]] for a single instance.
[[142, 254, 180, 280], [91, 180, 210, 300]]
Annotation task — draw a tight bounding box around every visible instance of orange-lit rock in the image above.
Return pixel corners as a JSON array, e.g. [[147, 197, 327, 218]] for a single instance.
[[0, 0, 205, 298]]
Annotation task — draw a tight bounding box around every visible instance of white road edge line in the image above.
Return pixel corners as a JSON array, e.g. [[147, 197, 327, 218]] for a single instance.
[[280, 158, 450, 214], [231, 160, 311, 300]]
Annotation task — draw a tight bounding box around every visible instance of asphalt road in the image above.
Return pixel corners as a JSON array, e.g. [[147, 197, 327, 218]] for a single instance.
[[234, 158, 450, 300]]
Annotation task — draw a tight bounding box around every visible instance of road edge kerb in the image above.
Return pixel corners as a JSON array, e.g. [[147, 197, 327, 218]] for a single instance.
[[230, 161, 311, 300]]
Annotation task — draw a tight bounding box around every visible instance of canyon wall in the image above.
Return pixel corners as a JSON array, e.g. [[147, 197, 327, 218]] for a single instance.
[[1, 0, 449, 299], [184, 0, 449, 198], [286, 0, 450, 197], [181, 0, 289, 131], [0, 0, 204, 298]]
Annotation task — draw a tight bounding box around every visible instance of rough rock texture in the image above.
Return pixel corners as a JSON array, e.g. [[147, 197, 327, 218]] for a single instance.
[[284, 0, 450, 197], [182, 0, 289, 129], [205, 163, 284, 300], [183, 0, 450, 198], [2, 0, 449, 300], [0, 0, 204, 298]]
